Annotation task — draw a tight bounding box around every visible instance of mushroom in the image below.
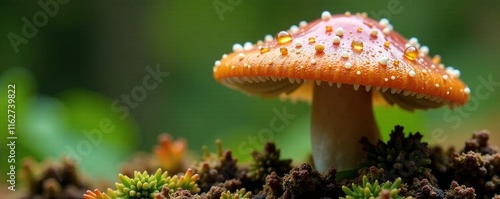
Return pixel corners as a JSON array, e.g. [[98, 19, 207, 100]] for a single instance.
[[212, 11, 470, 172]]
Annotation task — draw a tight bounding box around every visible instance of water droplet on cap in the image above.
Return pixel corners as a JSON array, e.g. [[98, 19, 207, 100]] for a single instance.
[[404, 46, 418, 61], [259, 46, 270, 54], [351, 39, 364, 52], [276, 31, 292, 44], [280, 47, 288, 55], [308, 37, 316, 43]]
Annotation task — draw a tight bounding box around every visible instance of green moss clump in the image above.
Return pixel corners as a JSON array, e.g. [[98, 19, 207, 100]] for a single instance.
[[341, 176, 403, 199], [360, 125, 432, 183], [220, 188, 252, 199], [83, 168, 200, 199], [247, 142, 292, 185]]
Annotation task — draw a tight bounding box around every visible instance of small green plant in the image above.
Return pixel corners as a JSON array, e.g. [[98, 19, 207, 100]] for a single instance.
[[83, 168, 200, 199], [341, 176, 403, 199], [220, 188, 252, 199]]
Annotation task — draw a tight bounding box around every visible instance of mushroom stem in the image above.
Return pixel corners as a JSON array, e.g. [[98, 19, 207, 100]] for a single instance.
[[311, 83, 380, 172]]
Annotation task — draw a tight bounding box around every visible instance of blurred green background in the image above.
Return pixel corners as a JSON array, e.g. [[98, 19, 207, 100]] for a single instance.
[[1, 0, 499, 183]]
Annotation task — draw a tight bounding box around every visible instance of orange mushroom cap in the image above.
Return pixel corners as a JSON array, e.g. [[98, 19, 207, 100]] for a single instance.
[[213, 11, 470, 110]]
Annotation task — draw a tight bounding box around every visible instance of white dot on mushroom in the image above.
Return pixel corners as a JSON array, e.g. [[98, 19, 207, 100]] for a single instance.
[[344, 62, 352, 69], [379, 18, 389, 27], [321, 11, 332, 20], [233, 43, 243, 52], [290, 25, 299, 34], [237, 53, 245, 59], [409, 70, 416, 77], [341, 51, 350, 58], [379, 57, 388, 65], [295, 41, 303, 48], [335, 27, 344, 36], [383, 28, 391, 35], [299, 21, 307, 28], [464, 87, 471, 94], [264, 35, 273, 42], [333, 36, 341, 44], [243, 42, 253, 51]]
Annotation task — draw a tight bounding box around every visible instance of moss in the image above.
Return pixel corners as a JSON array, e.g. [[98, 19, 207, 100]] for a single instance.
[[64, 126, 500, 198], [461, 130, 498, 155], [192, 139, 241, 192], [20, 157, 90, 199], [449, 151, 500, 198], [341, 176, 403, 199], [262, 172, 283, 198], [220, 188, 252, 199], [429, 146, 456, 189], [358, 166, 387, 183], [444, 181, 475, 199], [160, 187, 201, 199], [247, 142, 292, 186], [360, 125, 432, 183], [281, 163, 338, 199], [83, 168, 200, 199], [402, 178, 445, 199]]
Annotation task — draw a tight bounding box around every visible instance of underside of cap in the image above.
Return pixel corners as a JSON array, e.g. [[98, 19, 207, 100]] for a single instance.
[[213, 11, 470, 110]]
